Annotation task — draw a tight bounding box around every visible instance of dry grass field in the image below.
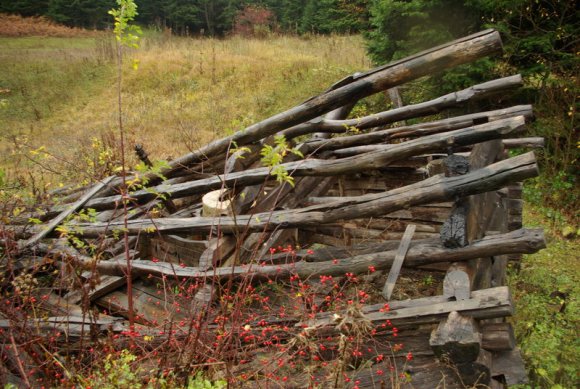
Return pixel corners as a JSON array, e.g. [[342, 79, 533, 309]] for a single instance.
[[0, 28, 370, 189]]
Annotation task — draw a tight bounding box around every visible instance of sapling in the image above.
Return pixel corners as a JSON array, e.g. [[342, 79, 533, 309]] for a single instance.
[[109, 0, 141, 332]]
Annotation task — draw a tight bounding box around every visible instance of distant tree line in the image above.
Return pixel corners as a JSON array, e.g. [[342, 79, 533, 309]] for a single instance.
[[0, 0, 369, 35]]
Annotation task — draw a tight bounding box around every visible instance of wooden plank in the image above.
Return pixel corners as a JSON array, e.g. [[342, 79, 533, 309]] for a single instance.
[[382, 224, 416, 299], [482, 322, 516, 351], [19, 175, 115, 249], [92, 228, 545, 281], [70, 117, 527, 211], [466, 139, 506, 290], [284, 75, 523, 139], [149, 236, 206, 266], [198, 236, 237, 269], [65, 274, 126, 305], [305, 286, 513, 329], [94, 280, 189, 325], [491, 347, 528, 385], [68, 152, 539, 237]]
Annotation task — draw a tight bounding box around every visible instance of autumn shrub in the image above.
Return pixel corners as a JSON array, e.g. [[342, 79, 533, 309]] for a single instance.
[[0, 13, 98, 37]]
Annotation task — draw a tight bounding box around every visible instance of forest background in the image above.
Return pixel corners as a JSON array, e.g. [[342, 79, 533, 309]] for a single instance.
[[0, 0, 578, 387]]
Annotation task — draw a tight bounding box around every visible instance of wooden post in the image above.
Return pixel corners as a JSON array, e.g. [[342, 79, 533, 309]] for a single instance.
[[482, 322, 516, 351], [443, 262, 471, 301], [430, 311, 482, 362]]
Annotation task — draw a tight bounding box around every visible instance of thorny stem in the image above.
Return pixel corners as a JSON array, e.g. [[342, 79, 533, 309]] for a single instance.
[[10, 331, 32, 388]]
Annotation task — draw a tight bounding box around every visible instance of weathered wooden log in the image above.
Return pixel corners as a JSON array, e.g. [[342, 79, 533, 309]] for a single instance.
[[336, 136, 542, 157], [71, 116, 526, 211], [312, 102, 356, 140], [65, 152, 538, 238], [303, 202, 450, 224], [430, 311, 482, 363], [388, 86, 404, 107], [88, 228, 544, 281], [502, 137, 544, 149], [302, 105, 532, 155], [283, 75, 522, 138], [18, 176, 115, 249], [299, 223, 437, 242], [443, 262, 471, 301], [482, 322, 516, 351]]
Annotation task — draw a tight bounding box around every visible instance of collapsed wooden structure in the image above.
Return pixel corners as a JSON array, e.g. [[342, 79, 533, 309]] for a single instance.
[[2, 30, 546, 387]]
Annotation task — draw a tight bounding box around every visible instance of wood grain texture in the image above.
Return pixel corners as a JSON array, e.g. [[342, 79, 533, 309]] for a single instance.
[[67, 152, 538, 237]]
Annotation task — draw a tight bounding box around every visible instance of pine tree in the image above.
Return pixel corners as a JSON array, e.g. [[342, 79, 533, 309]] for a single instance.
[[47, 0, 115, 28], [0, 0, 49, 16]]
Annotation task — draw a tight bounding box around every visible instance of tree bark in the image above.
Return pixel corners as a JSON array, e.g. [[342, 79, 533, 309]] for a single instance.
[[283, 75, 522, 138], [71, 116, 527, 211], [301, 105, 532, 154], [87, 228, 544, 280]]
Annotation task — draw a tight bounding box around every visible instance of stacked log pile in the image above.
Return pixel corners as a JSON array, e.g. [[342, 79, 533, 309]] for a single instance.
[[2, 30, 544, 387]]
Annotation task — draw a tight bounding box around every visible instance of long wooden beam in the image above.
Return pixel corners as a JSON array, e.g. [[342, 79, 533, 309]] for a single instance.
[[70, 116, 525, 211], [282, 75, 522, 139], [301, 105, 533, 154], [65, 152, 538, 239], [85, 228, 543, 283]]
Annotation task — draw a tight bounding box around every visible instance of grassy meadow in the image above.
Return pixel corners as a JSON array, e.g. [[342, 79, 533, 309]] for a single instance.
[[0, 32, 370, 188], [1, 26, 578, 388]]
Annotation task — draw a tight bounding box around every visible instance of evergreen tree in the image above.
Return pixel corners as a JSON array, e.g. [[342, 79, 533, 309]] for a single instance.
[[163, 0, 201, 34], [280, 0, 306, 33], [47, 0, 115, 28], [0, 0, 49, 16], [300, 0, 318, 33]]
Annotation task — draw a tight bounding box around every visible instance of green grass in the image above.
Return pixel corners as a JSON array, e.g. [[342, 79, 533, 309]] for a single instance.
[[0, 32, 369, 187], [509, 207, 579, 388]]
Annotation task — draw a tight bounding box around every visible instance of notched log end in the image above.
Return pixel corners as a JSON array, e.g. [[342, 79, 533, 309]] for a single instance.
[[527, 228, 547, 252]]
